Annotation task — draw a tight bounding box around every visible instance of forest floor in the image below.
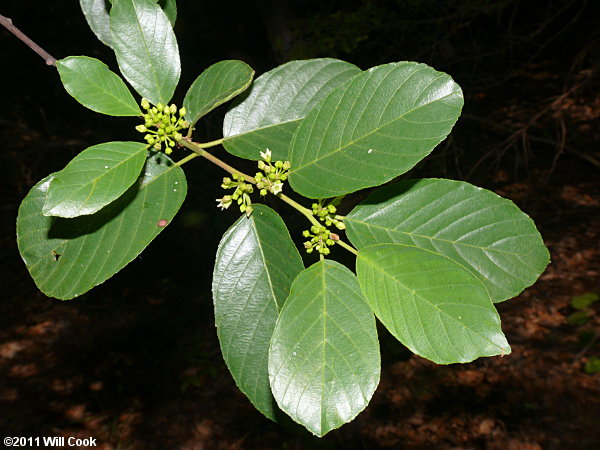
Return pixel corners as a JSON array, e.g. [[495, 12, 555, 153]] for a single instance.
[[1, 11, 600, 450]]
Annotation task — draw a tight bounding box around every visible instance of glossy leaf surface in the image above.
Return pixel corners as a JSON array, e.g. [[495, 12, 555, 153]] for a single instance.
[[213, 205, 303, 421], [57, 56, 140, 116], [357, 244, 510, 364], [346, 179, 550, 302], [42, 141, 147, 218], [184, 60, 254, 126], [269, 260, 380, 436], [17, 152, 186, 300], [80, 0, 113, 47], [223, 59, 361, 161], [110, 0, 180, 105], [289, 62, 463, 198]]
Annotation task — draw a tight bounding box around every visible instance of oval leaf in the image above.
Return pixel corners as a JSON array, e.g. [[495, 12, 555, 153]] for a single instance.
[[17, 152, 187, 300], [356, 244, 510, 364], [42, 141, 148, 218], [223, 59, 361, 161], [184, 60, 254, 126], [288, 62, 464, 198], [57, 56, 141, 116], [110, 0, 180, 105], [268, 260, 380, 437], [213, 204, 303, 421], [80, 0, 113, 47], [346, 179, 550, 302]]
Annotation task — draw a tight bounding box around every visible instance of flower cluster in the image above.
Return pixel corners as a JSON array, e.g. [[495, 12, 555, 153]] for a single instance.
[[311, 202, 346, 230], [216, 173, 254, 216], [135, 98, 189, 154], [255, 149, 290, 196], [303, 225, 339, 255]]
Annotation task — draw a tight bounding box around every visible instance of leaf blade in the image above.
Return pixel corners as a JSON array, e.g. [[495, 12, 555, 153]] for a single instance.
[[110, 0, 180, 105], [268, 260, 380, 436], [212, 204, 304, 421], [42, 141, 148, 218], [183, 60, 254, 126], [346, 179, 550, 302], [57, 56, 141, 116], [17, 152, 186, 300], [80, 0, 113, 47], [288, 62, 463, 198], [222, 59, 361, 161], [356, 244, 510, 364]]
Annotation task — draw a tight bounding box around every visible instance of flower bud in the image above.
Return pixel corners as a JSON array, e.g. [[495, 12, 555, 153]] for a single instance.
[[136, 124, 147, 132], [141, 98, 150, 110], [170, 104, 177, 114], [179, 107, 187, 116]]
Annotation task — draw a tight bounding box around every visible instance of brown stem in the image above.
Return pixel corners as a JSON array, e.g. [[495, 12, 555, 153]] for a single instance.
[[0, 14, 56, 66]]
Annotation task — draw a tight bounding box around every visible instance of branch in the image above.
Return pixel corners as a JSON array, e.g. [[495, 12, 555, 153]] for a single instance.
[[0, 14, 56, 66]]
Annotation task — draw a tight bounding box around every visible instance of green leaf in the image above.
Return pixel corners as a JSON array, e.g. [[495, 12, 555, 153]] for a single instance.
[[57, 56, 141, 116], [356, 244, 510, 364], [288, 62, 463, 198], [213, 204, 304, 421], [183, 60, 254, 126], [571, 292, 599, 310], [223, 59, 361, 162], [42, 142, 147, 218], [110, 0, 180, 105], [346, 179, 550, 303], [80, 0, 113, 48], [157, 0, 177, 27], [268, 260, 380, 437], [17, 152, 186, 300], [584, 356, 600, 374]]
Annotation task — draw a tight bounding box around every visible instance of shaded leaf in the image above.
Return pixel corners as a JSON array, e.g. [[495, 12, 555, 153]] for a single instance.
[[289, 62, 463, 198], [110, 0, 180, 105], [157, 0, 177, 27], [17, 152, 186, 300], [269, 260, 380, 436], [223, 59, 361, 161], [57, 56, 141, 116], [346, 179, 550, 302], [184, 60, 254, 126], [356, 244, 510, 364], [80, 0, 113, 48], [43, 141, 147, 218], [213, 204, 303, 421]]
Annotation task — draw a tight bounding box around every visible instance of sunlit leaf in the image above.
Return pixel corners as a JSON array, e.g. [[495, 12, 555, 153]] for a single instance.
[[184, 60, 254, 126], [17, 152, 186, 300], [356, 244, 510, 364], [346, 179, 550, 302], [57, 56, 141, 116], [43, 141, 147, 218], [110, 0, 180, 105], [80, 0, 113, 48], [289, 62, 463, 198], [269, 260, 380, 436]]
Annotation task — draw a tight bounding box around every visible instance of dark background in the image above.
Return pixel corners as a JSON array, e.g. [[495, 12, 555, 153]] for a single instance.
[[1, 0, 599, 448]]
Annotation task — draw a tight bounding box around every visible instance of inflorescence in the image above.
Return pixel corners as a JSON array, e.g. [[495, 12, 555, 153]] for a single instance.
[[255, 149, 290, 196], [136, 98, 189, 154]]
